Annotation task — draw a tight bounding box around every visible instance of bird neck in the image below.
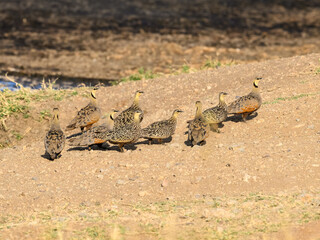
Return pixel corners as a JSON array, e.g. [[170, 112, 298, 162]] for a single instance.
[[90, 94, 98, 106], [132, 94, 140, 107], [195, 105, 202, 118], [51, 115, 61, 130], [251, 81, 260, 94], [134, 114, 140, 123], [219, 94, 227, 108], [106, 113, 115, 129], [170, 112, 179, 121]]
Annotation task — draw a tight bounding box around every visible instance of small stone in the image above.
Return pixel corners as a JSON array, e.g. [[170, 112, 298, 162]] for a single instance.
[[97, 175, 104, 179], [243, 174, 251, 182], [138, 191, 147, 197], [195, 194, 201, 199], [31, 177, 37, 181], [161, 179, 168, 188], [116, 179, 125, 185], [218, 143, 224, 148], [256, 119, 265, 123], [307, 125, 315, 129]]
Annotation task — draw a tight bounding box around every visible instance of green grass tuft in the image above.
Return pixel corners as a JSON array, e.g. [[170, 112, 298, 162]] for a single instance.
[[263, 92, 320, 105], [182, 64, 191, 73], [202, 59, 222, 69], [118, 67, 160, 84]]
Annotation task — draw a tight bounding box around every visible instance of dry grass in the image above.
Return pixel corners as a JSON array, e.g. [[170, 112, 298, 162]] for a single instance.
[[1, 192, 319, 239], [0, 73, 91, 148]]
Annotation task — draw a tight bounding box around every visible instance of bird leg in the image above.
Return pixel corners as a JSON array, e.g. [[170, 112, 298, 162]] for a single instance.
[[209, 123, 220, 133], [242, 113, 249, 122], [118, 143, 125, 152], [85, 124, 93, 131]]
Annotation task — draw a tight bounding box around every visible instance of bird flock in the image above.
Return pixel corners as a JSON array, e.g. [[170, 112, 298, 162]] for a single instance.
[[45, 78, 262, 160]]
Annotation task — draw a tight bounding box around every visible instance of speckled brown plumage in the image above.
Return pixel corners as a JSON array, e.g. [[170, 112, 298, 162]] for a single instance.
[[68, 110, 119, 147], [203, 92, 228, 132], [66, 88, 101, 132], [188, 101, 210, 146], [113, 90, 144, 129], [45, 108, 65, 160], [141, 109, 183, 144], [227, 78, 262, 121], [107, 110, 143, 152]]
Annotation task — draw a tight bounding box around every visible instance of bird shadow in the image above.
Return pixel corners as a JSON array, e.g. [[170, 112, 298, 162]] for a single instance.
[[136, 136, 173, 146], [184, 139, 207, 147], [184, 139, 193, 147], [67, 143, 109, 152], [67, 143, 139, 152], [66, 132, 82, 139], [41, 152, 61, 161], [226, 112, 258, 123]]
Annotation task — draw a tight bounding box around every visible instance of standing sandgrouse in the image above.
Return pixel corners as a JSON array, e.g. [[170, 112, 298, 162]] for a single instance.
[[68, 110, 119, 147], [188, 101, 210, 146], [141, 109, 183, 145], [45, 108, 66, 160], [66, 87, 101, 132], [113, 90, 144, 129], [203, 92, 228, 132], [227, 78, 262, 121], [107, 110, 143, 152]]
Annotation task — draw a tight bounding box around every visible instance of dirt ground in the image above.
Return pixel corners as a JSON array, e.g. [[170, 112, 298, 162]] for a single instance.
[[1, 0, 320, 83], [0, 53, 320, 239], [1, 0, 320, 239]]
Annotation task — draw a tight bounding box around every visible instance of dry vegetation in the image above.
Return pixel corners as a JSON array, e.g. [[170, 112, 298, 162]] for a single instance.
[[1, 192, 320, 239]]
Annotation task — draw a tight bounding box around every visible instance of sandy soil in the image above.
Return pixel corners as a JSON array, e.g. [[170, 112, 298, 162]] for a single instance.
[[0, 53, 320, 239]]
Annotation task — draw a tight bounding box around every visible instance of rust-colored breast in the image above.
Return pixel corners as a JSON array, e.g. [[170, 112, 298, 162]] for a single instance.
[[239, 104, 259, 113], [86, 115, 100, 126], [93, 138, 105, 144]]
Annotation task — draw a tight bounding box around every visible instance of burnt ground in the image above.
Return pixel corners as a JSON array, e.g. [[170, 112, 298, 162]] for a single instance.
[[0, 0, 320, 83]]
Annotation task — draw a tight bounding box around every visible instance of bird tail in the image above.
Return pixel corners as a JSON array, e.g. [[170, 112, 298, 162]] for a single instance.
[[65, 123, 76, 131], [68, 133, 94, 146]]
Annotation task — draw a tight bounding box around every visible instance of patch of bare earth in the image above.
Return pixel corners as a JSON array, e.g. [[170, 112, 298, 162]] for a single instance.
[[0, 54, 320, 239]]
